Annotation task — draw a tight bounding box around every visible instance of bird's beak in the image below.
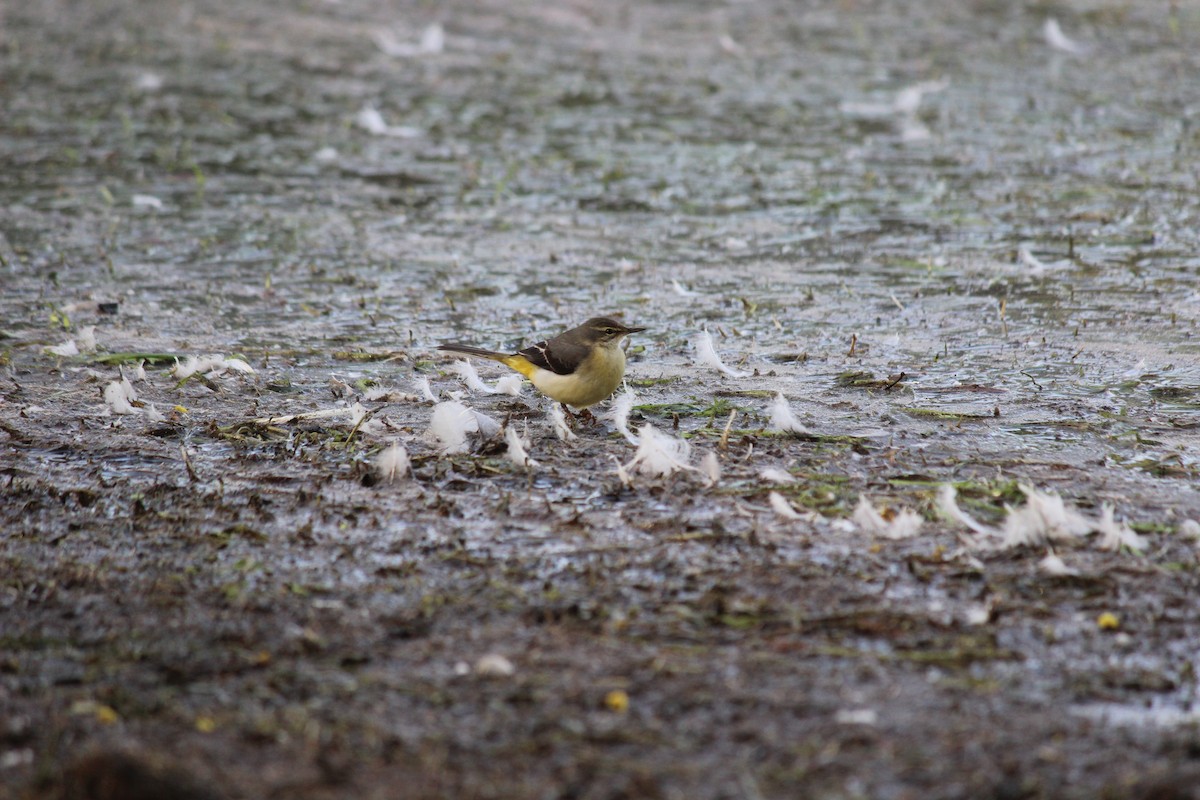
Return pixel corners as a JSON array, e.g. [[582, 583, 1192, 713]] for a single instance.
[[622, 325, 647, 334]]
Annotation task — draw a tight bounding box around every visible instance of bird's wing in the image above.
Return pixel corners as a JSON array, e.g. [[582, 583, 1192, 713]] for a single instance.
[[517, 336, 588, 375]]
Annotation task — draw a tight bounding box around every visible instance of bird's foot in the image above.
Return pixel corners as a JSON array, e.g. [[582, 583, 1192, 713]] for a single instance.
[[560, 404, 598, 427]]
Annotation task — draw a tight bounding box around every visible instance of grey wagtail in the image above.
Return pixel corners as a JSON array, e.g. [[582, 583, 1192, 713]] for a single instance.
[[437, 317, 645, 408]]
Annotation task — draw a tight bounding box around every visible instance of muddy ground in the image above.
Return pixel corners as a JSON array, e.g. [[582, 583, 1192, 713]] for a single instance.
[[3, 0, 1200, 798]]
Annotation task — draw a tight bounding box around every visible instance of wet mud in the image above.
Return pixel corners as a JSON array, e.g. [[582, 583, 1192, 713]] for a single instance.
[[2, 1, 1200, 798]]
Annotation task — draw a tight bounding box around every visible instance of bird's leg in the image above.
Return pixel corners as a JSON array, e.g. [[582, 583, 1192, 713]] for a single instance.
[[560, 402, 578, 427]]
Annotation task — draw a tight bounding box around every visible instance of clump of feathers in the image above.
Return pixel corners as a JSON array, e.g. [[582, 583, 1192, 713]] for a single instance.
[[937, 484, 1145, 553], [852, 495, 923, 539]]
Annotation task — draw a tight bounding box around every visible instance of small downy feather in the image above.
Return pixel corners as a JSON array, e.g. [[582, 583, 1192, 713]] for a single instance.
[[548, 402, 578, 442], [760, 467, 796, 484], [504, 425, 537, 470], [695, 330, 749, 378], [604, 388, 639, 445], [372, 23, 444, 58], [852, 495, 922, 539], [769, 393, 809, 435], [171, 355, 255, 380], [448, 360, 495, 394], [118, 370, 138, 404], [376, 443, 411, 482], [414, 376, 437, 403], [769, 491, 802, 520], [428, 401, 479, 453], [493, 374, 524, 397], [77, 326, 97, 353], [347, 402, 384, 436], [612, 455, 634, 488], [671, 279, 699, 297], [472, 409, 501, 438], [1044, 18, 1086, 55], [1095, 504, 1146, 553], [46, 339, 79, 357], [699, 452, 721, 485], [936, 485, 997, 542], [1038, 550, 1078, 576]]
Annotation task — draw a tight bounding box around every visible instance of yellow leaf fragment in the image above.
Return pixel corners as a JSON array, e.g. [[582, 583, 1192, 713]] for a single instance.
[[605, 689, 630, 713]]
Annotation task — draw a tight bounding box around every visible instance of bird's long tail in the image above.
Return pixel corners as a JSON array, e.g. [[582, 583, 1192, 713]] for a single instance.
[[437, 344, 536, 379]]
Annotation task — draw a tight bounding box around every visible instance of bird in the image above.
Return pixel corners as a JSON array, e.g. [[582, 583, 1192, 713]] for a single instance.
[[437, 317, 645, 409]]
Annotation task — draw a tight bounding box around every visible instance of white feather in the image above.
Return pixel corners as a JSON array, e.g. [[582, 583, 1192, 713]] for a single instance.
[[612, 455, 634, 488], [604, 388, 639, 445], [376, 443, 411, 482], [472, 409, 501, 438], [671, 279, 698, 297], [1044, 18, 1085, 55], [936, 485, 997, 541], [504, 425, 537, 469], [347, 402, 384, 436], [769, 491, 802, 520], [171, 355, 255, 380], [415, 376, 437, 403], [695, 330, 748, 378], [372, 23, 444, 57], [77, 326, 97, 353], [355, 106, 420, 138], [46, 339, 79, 357], [548, 402, 578, 442], [420, 23, 445, 53], [622, 425, 692, 479], [113, 368, 138, 404], [1002, 484, 1093, 548], [760, 467, 796, 484], [768, 393, 809, 435], [1038, 550, 1078, 576], [893, 79, 947, 115], [699, 451, 721, 485], [448, 359, 494, 393], [474, 652, 515, 677], [103, 380, 137, 415], [852, 495, 922, 539], [428, 401, 478, 453], [363, 386, 422, 403], [1095, 504, 1146, 553], [493, 374, 524, 396], [313, 147, 339, 164], [222, 357, 255, 374]]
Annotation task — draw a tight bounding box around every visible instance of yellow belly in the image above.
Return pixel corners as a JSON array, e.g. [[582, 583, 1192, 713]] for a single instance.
[[527, 348, 626, 407]]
